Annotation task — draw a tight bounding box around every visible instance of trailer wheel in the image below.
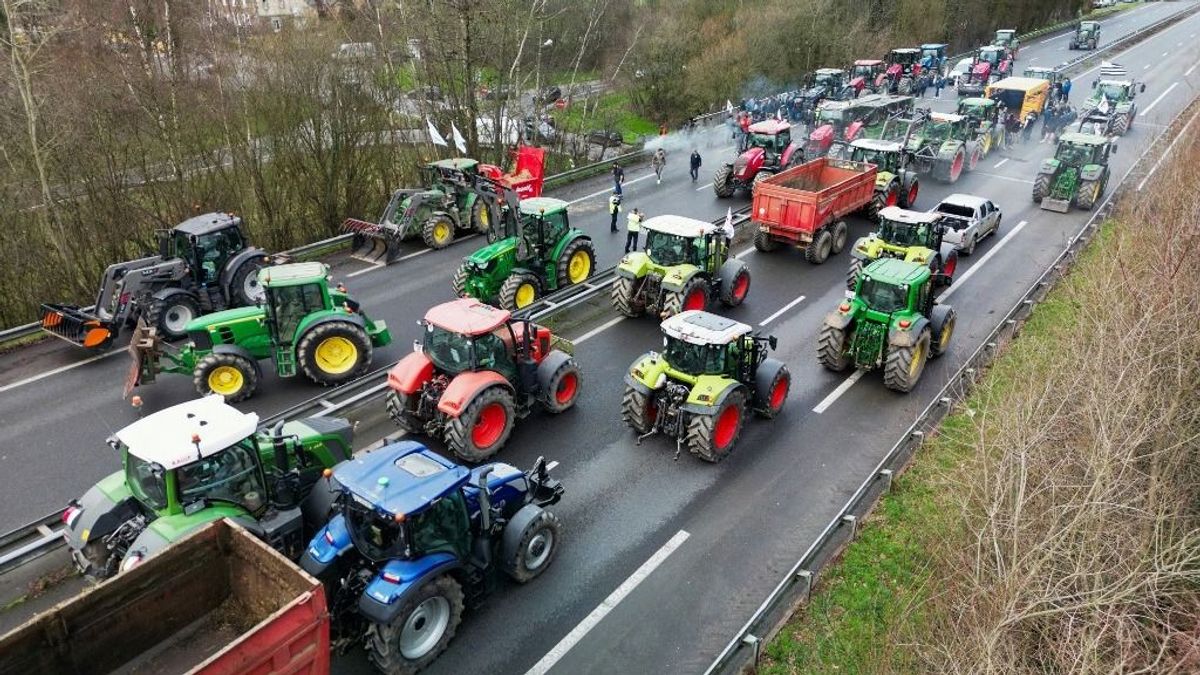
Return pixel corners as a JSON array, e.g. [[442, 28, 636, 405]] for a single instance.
[[830, 221, 849, 254], [367, 575, 464, 675], [194, 352, 259, 402], [146, 292, 201, 341], [753, 229, 779, 252], [805, 229, 833, 264], [297, 321, 373, 386]]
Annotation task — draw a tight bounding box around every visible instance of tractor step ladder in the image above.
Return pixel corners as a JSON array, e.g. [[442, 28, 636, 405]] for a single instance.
[[276, 346, 297, 378]]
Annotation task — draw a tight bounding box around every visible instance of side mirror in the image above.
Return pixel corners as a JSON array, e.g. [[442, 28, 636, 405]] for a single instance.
[[1110, 143, 1117, 155], [768, 336, 778, 350], [1140, 83, 1146, 93]]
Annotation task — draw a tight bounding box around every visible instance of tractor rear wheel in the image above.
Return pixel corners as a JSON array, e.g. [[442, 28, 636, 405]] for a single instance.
[[621, 386, 657, 434], [930, 305, 956, 357], [297, 321, 373, 387], [366, 575, 464, 675], [498, 272, 541, 310], [686, 389, 747, 463], [805, 229, 833, 264], [229, 258, 266, 306], [846, 257, 865, 291], [386, 391, 422, 433], [451, 261, 469, 298], [1076, 178, 1102, 211], [556, 238, 596, 288], [1112, 114, 1128, 136], [194, 352, 259, 402], [1032, 173, 1052, 203], [662, 276, 709, 318], [883, 328, 931, 393], [421, 214, 455, 249], [470, 199, 491, 234], [611, 276, 645, 317], [830, 220, 849, 254], [900, 176, 919, 208], [713, 165, 736, 198], [753, 229, 780, 252], [502, 508, 563, 583], [967, 146, 981, 172], [817, 323, 853, 372], [446, 386, 515, 462], [147, 292, 200, 341], [945, 147, 965, 184], [540, 357, 583, 413]]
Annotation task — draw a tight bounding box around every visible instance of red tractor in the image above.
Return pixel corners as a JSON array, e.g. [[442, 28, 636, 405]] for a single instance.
[[957, 60, 993, 98], [385, 298, 582, 462], [713, 119, 804, 198], [882, 48, 924, 95], [850, 59, 887, 95], [976, 45, 1013, 80]]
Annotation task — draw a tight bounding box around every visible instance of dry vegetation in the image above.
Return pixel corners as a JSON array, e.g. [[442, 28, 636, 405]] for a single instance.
[[764, 120, 1200, 673]]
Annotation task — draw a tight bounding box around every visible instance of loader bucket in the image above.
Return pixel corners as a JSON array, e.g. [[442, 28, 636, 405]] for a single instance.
[[343, 218, 404, 265], [1040, 198, 1072, 213], [39, 304, 115, 350], [124, 320, 162, 398]]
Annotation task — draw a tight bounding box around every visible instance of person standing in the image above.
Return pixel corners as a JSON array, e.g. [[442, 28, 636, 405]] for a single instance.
[[608, 191, 622, 233], [612, 162, 625, 195], [624, 208, 643, 254], [738, 112, 751, 151], [652, 148, 667, 184], [689, 149, 702, 182], [1062, 77, 1072, 102], [1040, 106, 1056, 143]]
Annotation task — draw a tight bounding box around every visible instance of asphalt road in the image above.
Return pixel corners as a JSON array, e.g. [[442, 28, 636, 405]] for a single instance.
[[1, 2, 1197, 672]]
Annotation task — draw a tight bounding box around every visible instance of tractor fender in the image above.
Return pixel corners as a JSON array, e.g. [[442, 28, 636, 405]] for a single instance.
[[888, 317, 930, 348], [824, 309, 854, 331], [388, 351, 435, 396], [615, 252, 651, 278], [219, 247, 269, 295], [659, 264, 703, 293], [150, 286, 197, 305], [753, 358, 789, 407], [295, 312, 367, 347], [501, 504, 550, 567], [64, 481, 139, 551], [850, 236, 880, 260], [874, 172, 897, 190], [809, 124, 835, 144], [735, 147, 765, 180], [625, 352, 668, 393], [437, 371, 514, 418], [550, 230, 591, 263], [537, 350, 575, 391], [211, 343, 263, 376], [901, 246, 934, 266], [1080, 164, 1105, 182], [356, 553, 462, 626], [781, 143, 802, 166], [300, 513, 354, 577], [936, 140, 963, 163], [681, 378, 744, 415], [1039, 157, 1062, 174]]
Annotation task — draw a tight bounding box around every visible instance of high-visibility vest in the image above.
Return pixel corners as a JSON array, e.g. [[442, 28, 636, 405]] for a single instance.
[[627, 213, 642, 232], [609, 196, 621, 214]]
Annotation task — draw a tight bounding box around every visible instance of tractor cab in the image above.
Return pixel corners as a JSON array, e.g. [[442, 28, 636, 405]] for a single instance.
[[1054, 133, 1111, 168], [875, 206, 945, 251], [922, 113, 969, 143], [1090, 79, 1139, 104], [849, 138, 905, 174], [159, 214, 253, 291], [957, 97, 1000, 124], [417, 298, 550, 382], [976, 45, 1009, 71], [849, 258, 935, 322], [920, 44, 947, 71], [812, 68, 848, 95], [994, 29, 1018, 50], [1075, 21, 1100, 44], [887, 48, 921, 70], [1023, 66, 1062, 85], [851, 59, 886, 90], [260, 263, 340, 350], [745, 119, 792, 160], [490, 197, 571, 261], [643, 215, 730, 273], [658, 311, 773, 384]]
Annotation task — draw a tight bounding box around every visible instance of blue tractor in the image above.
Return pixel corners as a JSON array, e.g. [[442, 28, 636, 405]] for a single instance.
[[301, 441, 564, 673], [920, 43, 949, 76]]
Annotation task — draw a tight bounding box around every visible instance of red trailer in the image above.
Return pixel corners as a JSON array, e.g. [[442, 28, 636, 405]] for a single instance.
[[479, 145, 546, 199], [752, 157, 880, 263]]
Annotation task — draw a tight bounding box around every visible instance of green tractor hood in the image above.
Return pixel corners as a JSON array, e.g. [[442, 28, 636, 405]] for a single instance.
[[466, 236, 517, 265], [184, 305, 266, 332]]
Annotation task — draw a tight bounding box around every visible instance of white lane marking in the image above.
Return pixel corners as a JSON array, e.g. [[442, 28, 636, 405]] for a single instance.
[[1140, 82, 1178, 116], [0, 349, 123, 394], [1138, 101, 1200, 191], [1044, 33, 1071, 43], [546, 460, 559, 472], [993, 158, 1009, 169], [567, 173, 655, 205], [346, 263, 385, 278], [759, 295, 806, 326], [1028, 57, 1038, 63], [972, 172, 1033, 185], [344, 234, 481, 277], [1162, 51, 1170, 58], [940, 220, 1028, 301], [813, 370, 865, 414], [1143, 64, 1151, 70], [1187, 62, 1199, 76], [574, 316, 624, 345], [734, 246, 754, 259], [696, 182, 713, 191], [525, 530, 691, 675]]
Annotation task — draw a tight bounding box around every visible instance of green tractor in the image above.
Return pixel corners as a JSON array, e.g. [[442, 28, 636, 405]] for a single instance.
[[1079, 79, 1143, 136], [846, 206, 958, 290], [818, 258, 956, 393], [452, 195, 595, 310], [611, 215, 751, 320], [847, 138, 922, 214], [956, 97, 1006, 159], [622, 310, 790, 462], [129, 262, 392, 402], [1070, 21, 1100, 51], [60, 395, 354, 579], [903, 112, 983, 184], [1034, 132, 1116, 213]]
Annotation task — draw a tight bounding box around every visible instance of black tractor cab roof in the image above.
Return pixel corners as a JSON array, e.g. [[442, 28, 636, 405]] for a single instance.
[[174, 212, 243, 236]]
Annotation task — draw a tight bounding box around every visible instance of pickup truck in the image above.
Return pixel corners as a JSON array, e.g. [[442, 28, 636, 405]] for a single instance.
[[0, 520, 330, 675], [929, 193, 1002, 256]]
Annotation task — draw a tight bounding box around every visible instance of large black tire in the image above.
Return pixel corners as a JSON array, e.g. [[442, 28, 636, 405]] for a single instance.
[[470, 198, 491, 234], [385, 390, 423, 433], [451, 261, 469, 298], [502, 509, 563, 583], [865, 192, 887, 221], [556, 238, 596, 288], [717, 260, 751, 307], [686, 389, 747, 463], [805, 229, 833, 264], [713, 165, 736, 198], [421, 213, 455, 249], [846, 257, 865, 291], [366, 575, 464, 675], [621, 386, 657, 435], [497, 271, 541, 310], [1112, 114, 1128, 136], [662, 275, 709, 318], [754, 228, 780, 252], [939, 147, 965, 184], [297, 321, 373, 387], [883, 328, 931, 393], [830, 220, 849, 254], [445, 386, 515, 462], [611, 276, 645, 317], [898, 77, 913, 95], [540, 357, 582, 413], [228, 258, 266, 306], [899, 175, 919, 208], [1076, 178, 1102, 211], [753, 359, 790, 419], [929, 305, 956, 357], [751, 170, 775, 194], [193, 352, 259, 402], [146, 292, 201, 341], [817, 323, 853, 372], [1032, 173, 1052, 203]]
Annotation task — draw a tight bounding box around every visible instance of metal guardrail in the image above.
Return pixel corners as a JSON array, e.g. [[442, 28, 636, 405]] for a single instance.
[[0, 206, 752, 576], [703, 77, 1200, 675]]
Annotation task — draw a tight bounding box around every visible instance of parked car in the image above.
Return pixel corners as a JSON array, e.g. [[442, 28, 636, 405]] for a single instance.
[[587, 129, 624, 147], [929, 193, 1001, 256], [949, 58, 975, 87]]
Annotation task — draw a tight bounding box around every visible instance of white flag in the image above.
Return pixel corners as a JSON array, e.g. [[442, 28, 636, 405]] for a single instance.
[[1099, 61, 1127, 78], [1098, 97, 1110, 114], [721, 207, 735, 238], [427, 118, 448, 146], [726, 99, 735, 113], [451, 122, 467, 154]]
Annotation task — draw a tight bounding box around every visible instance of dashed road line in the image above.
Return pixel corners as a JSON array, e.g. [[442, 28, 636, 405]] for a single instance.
[[759, 295, 806, 326], [940, 220, 1028, 301], [1141, 82, 1179, 116], [993, 158, 1009, 169], [0, 350, 123, 394], [813, 370, 865, 414]]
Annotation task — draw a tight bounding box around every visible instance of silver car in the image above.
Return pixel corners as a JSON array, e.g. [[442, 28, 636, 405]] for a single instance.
[[930, 193, 1001, 255]]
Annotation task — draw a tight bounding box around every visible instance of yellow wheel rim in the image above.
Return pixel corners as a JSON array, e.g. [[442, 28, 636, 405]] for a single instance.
[[208, 365, 244, 396], [314, 336, 359, 374], [434, 222, 451, 245], [940, 318, 954, 351], [909, 341, 926, 378], [515, 282, 537, 308], [568, 250, 591, 283], [479, 206, 490, 229]]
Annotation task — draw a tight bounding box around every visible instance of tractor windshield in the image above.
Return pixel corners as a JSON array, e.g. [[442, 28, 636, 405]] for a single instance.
[[851, 148, 896, 172], [878, 219, 929, 247], [749, 132, 785, 152], [1056, 144, 1092, 167], [664, 336, 727, 376], [175, 440, 266, 512], [980, 50, 1001, 66], [424, 325, 476, 374], [344, 496, 408, 562], [924, 121, 955, 141], [817, 107, 844, 123], [859, 278, 909, 314], [1096, 83, 1127, 100], [645, 229, 700, 267], [268, 283, 327, 344], [852, 64, 875, 78], [126, 452, 169, 511], [814, 72, 839, 88]]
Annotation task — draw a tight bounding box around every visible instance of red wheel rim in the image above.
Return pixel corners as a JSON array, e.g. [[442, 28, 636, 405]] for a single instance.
[[769, 377, 788, 410], [471, 402, 507, 449], [684, 288, 706, 311], [555, 372, 578, 404], [733, 273, 749, 300], [886, 188, 899, 206], [908, 184, 918, 205], [944, 256, 957, 277], [951, 153, 963, 180], [713, 405, 741, 450]]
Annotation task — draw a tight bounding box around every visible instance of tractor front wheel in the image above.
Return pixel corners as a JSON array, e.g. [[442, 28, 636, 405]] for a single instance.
[[498, 272, 541, 310], [1076, 178, 1103, 211], [817, 323, 853, 372], [662, 276, 709, 318], [366, 575, 464, 675], [556, 238, 597, 288], [883, 329, 931, 393], [846, 257, 865, 291], [620, 386, 657, 434], [502, 508, 563, 583], [470, 199, 491, 234], [1032, 173, 1052, 203], [718, 260, 751, 307], [900, 176, 919, 208], [194, 352, 259, 402], [446, 386, 516, 462], [147, 292, 201, 341], [421, 214, 456, 249], [753, 359, 791, 419], [611, 276, 645, 317], [297, 322, 373, 387], [686, 389, 747, 462], [451, 261, 470, 298], [930, 305, 956, 357], [541, 357, 583, 413], [712, 165, 736, 198]]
